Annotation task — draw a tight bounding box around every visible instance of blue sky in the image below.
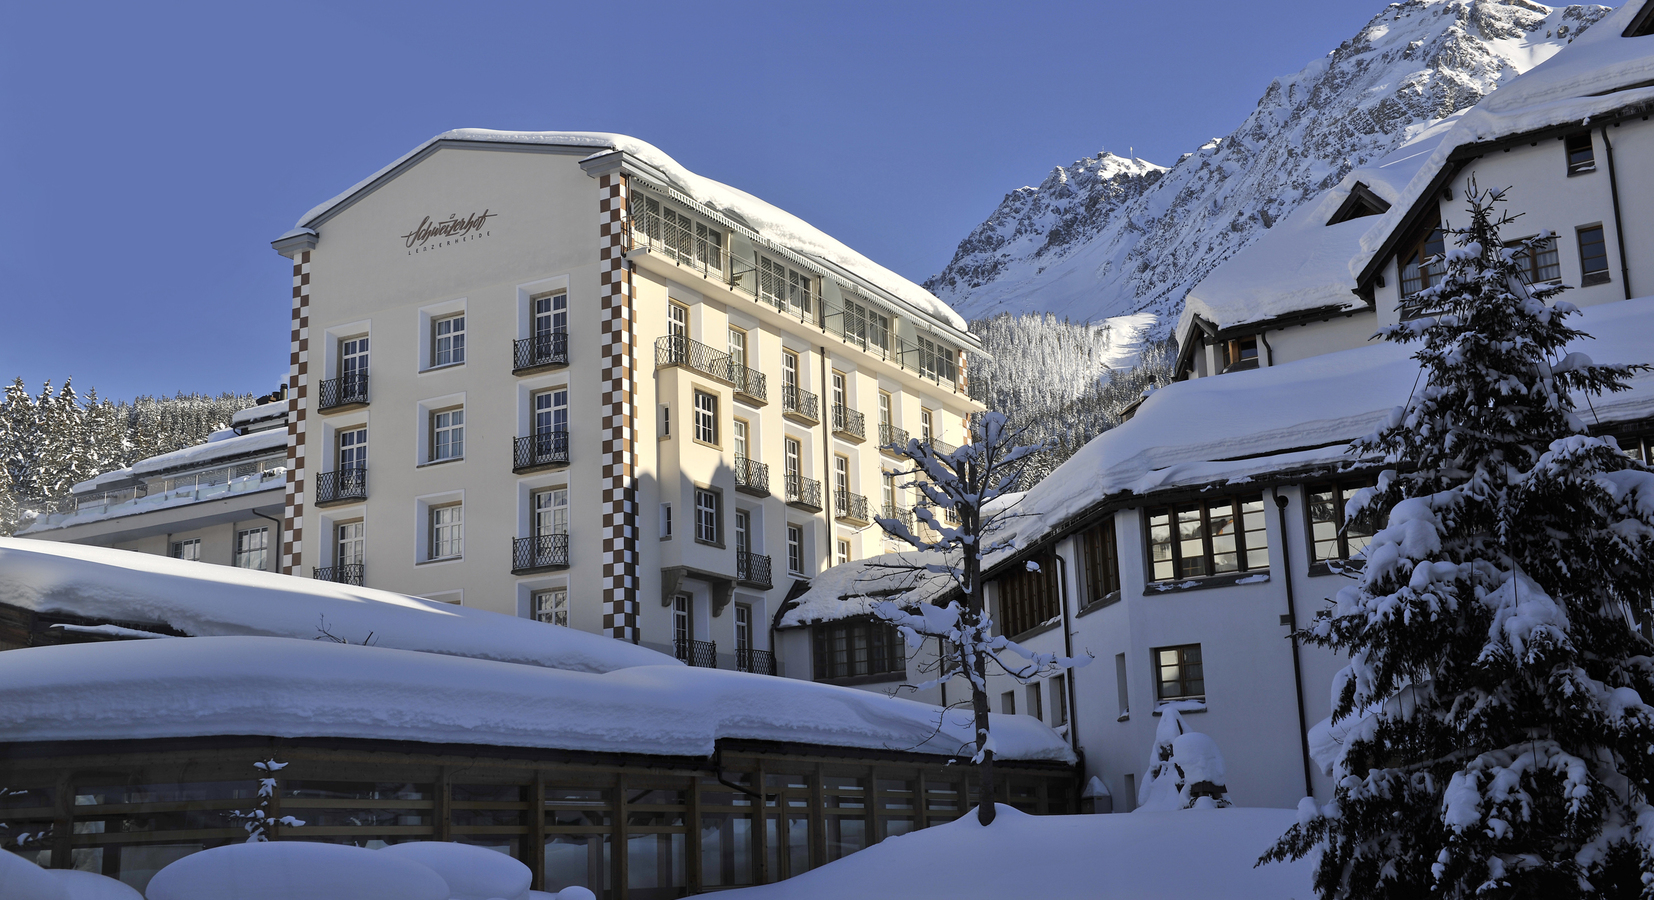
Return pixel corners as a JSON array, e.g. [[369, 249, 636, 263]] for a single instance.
[[1, 0, 1392, 402]]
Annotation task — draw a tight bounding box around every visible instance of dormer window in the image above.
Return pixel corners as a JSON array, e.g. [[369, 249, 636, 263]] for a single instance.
[[1565, 132, 1596, 176], [1220, 336, 1259, 373], [1326, 182, 1391, 225]]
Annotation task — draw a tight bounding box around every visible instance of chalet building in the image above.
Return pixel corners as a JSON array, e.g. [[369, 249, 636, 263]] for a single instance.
[[15, 401, 290, 571], [261, 131, 983, 671], [782, 2, 1654, 811]]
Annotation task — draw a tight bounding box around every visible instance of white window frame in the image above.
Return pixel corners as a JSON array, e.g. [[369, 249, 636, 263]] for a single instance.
[[431, 407, 465, 462], [234, 527, 269, 571], [787, 523, 806, 575], [432, 313, 466, 368], [170, 538, 202, 562], [694, 390, 719, 446], [335, 520, 366, 566], [534, 588, 569, 627], [429, 503, 464, 561], [694, 488, 721, 545]]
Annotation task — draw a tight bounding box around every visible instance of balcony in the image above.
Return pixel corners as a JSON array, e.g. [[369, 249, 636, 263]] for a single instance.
[[656, 335, 738, 386], [832, 406, 866, 443], [880, 503, 915, 532], [514, 431, 570, 473], [736, 550, 773, 589], [315, 468, 367, 506], [731, 366, 767, 406], [782, 387, 820, 425], [785, 474, 823, 511], [676, 638, 718, 668], [312, 563, 364, 586], [734, 457, 769, 497], [878, 424, 910, 457], [835, 490, 871, 525], [736, 647, 777, 676], [512, 533, 570, 574], [513, 332, 569, 373], [318, 372, 368, 411]]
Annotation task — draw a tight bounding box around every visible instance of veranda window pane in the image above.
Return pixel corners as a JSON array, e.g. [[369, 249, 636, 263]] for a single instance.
[[1148, 512, 1174, 581], [626, 832, 686, 900], [544, 834, 611, 899], [1210, 503, 1238, 573], [1308, 487, 1339, 561], [699, 812, 754, 887], [1176, 505, 1206, 578]]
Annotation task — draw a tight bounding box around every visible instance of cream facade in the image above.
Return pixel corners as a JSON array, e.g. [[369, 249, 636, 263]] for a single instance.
[[270, 132, 983, 665]]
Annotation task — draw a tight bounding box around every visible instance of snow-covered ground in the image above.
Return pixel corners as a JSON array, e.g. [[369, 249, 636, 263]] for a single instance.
[[718, 805, 1314, 900]]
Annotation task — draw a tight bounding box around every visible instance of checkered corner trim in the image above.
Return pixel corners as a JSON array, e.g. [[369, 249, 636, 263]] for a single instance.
[[599, 174, 640, 643], [280, 250, 312, 576]]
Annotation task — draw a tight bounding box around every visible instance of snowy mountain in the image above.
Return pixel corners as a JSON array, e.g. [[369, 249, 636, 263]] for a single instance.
[[927, 0, 1611, 328]]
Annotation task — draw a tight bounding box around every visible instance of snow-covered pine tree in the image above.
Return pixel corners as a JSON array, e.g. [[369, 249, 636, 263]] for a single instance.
[[1263, 187, 1654, 899], [871, 411, 1086, 826]]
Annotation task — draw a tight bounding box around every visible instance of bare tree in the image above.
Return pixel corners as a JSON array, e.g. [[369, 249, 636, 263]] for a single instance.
[[871, 410, 1088, 826]]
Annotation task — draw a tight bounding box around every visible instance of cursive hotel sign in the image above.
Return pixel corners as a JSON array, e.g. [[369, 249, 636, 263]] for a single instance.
[[401, 210, 498, 255]]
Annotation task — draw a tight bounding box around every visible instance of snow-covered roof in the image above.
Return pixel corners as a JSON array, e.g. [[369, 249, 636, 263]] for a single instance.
[[0, 539, 671, 674], [0, 636, 1074, 763], [230, 402, 287, 428], [790, 296, 1654, 621], [1178, 112, 1466, 335], [285, 130, 969, 336], [69, 429, 288, 496]]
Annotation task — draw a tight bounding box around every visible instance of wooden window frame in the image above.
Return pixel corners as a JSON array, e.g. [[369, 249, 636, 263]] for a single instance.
[[1219, 336, 1259, 373], [1397, 213, 1447, 311], [1079, 516, 1121, 606], [1578, 224, 1611, 286], [534, 588, 569, 627], [694, 487, 722, 547], [1154, 643, 1205, 702], [1306, 478, 1379, 565], [431, 313, 466, 368], [996, 550, 1060, 638], [1145, 494, 1269, 583], [812, 617, 907, 682], [693, 390, 719, 447], [1565, 131, 1596, 176], [1506, 236, 1561, 285]]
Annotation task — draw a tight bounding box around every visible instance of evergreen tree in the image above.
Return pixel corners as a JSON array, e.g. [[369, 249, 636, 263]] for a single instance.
[[1264, 188, 1654, 898]]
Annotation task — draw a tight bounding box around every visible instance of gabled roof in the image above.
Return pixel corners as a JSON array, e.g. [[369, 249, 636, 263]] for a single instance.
[[277, 130, 972, 339]]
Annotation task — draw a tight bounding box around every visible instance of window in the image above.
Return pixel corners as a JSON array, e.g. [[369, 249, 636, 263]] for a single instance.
[[878, 392, 892, 430], [784, 437, 802, 482], [735, 606, 752, 653], [336, 521, 365, 566], [812, 618, 906, 681], [733, 419, 749, 463], [760, 258, 813, 316], [997, 551, 1060, 638], [338, 426, 368, 470], [1026, 683, 1043, 722], [534, 488, 569, 538], [917, 337, 956, 383], [1565, 132, 1595, 175], [735, 509, 750, 553], [1000, 691, 1016, 715], [341, 335, 369, 383], [1155, 644, 1205, 702], [668, 302, 688, 340], [170, 538, 201, 562], [834, 455, 850, 503], [235, 527, 269, 570], [831, 371, 847, 412], [534, 589, 568, 627], [432, 314, 465, 367], [881, 471, 896, 511], [1579, 225, 1611, 286], [673, 594, 692, 648], [1508, 236, 1561, 284], [1079, 517, 1121, 605], [1115, 653, 1130, 720], [1220, 336, 1258, 372], [661, 503, 673, 539], [920, 409, 933, 443], [660, 403, 670, 437], [837, 538, 851, 566], [533, 291, 568, 337], [728, 327, 747, 371], [542, 388, 575, 436], [1398, 216, 1447, 298], [694, 391, 718, 445], [840, 296, 888, 353], [1307, 480, 1379, 563], [788, 268, 813, 314], [782, 350, 800, 398], [1146, 495, 1268, 582], [694, 488, 720, 545], [1050, 674, 1068, 727], [430, 504, 463, 560], [788, 524, 805, 574], [431, 408, 464, 461]]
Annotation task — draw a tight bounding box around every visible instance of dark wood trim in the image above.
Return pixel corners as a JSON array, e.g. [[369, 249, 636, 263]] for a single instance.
[[1326, 181, 1391, 225], [1623, 0, 1654, 37]]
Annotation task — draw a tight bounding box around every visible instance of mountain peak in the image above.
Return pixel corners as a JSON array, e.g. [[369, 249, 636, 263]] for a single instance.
[[929, 0, 1611, 326]]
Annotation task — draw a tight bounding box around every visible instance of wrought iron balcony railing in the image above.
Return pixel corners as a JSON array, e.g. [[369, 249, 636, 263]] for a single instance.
[[513, 331, 569, 372], [319, 372, 369, 410], [315, 468, 367, 505], [514, 431, 570, 472], [312, 563, 364, 586], [676, 638, 718, 668], [656, 335, 736, 385], [736, 647, 776, 676], [512, 533, 570, 573], [880, 503, 916, 532], [878, 424, 910, 455], [835, 490, 870, 525], [832, 405, 866, 442], [730, 365, 767, 405], [785, 474, 823, 511], [782, 387, 819, 424], [736, 550, 773, 589], [734, 457, 770, 497]]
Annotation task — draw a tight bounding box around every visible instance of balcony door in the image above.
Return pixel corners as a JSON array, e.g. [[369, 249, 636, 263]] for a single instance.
[[534, 488, 569, 538], [534, 389, 568, 454], [336, 521, 364, 566], [835, 456, 850, 501], [534, 292, 567, 337], [733, 419, 749, 465], [735, 605, 752, 654], [785, 438, 801, 482], [735, 510, 750, 554], [338, 427, 367, 471], [341, 336, 368, 381], [674, 594, 692, 648]]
